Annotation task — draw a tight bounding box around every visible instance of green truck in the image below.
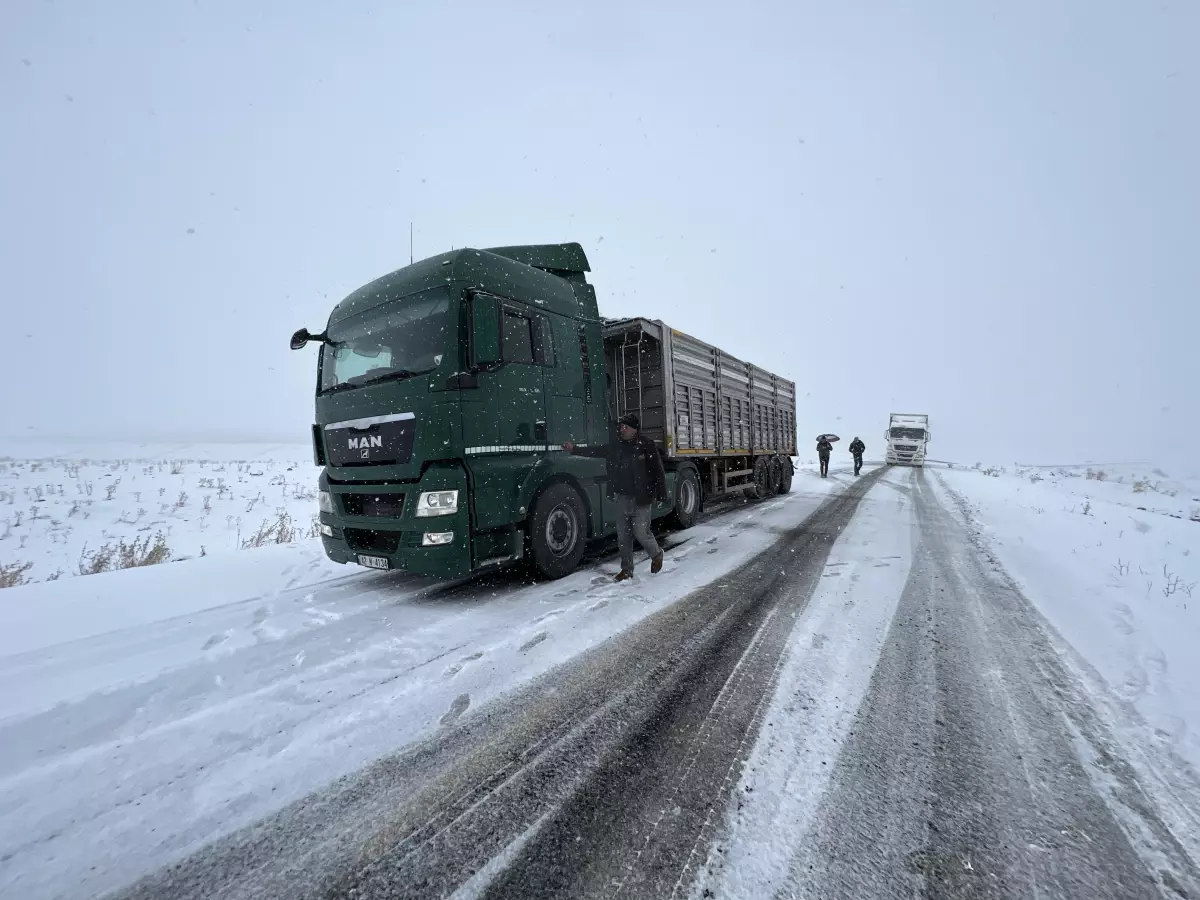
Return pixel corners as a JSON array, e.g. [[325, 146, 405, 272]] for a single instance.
[[290, 243, 797, 580]]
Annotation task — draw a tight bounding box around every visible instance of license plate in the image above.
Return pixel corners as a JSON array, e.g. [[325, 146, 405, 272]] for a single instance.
[[357, 554, 390, 570]]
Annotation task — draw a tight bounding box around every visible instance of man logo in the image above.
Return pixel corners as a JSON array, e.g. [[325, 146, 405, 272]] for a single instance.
[[348, 435, 383, 451]]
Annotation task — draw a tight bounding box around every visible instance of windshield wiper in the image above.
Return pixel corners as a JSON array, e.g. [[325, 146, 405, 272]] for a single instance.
[[355, 368, 429, 387], [321, 368, 429, 395]]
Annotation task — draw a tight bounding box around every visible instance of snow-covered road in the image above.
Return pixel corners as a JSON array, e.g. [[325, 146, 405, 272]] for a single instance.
[[0, 467, 847, 900], [4, 464, 1199, 899], [698, 467, 1200, 900]]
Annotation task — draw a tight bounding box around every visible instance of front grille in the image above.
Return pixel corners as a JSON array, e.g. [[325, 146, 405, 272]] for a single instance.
[[343, 528, 401, 555], [895, 444, 918, 451], [341, 493, 406, 517]]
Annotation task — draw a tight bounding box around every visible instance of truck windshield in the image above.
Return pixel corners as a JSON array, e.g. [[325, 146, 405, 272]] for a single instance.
[[320, 288, 451, 393], [889, 427, 926, 441]]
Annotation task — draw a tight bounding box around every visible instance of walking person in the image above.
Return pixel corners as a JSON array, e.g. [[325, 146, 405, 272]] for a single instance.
[[817, 436, 833, 477], [849, 436, 866, 476], [563, 414, 668, 582]]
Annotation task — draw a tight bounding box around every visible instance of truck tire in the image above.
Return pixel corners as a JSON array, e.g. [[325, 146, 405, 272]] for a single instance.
[[749, 456, 772, 500], [777, 457, 794, 494], [669, 467, 700, 529], [528, 482, 587, 579], [767, 456, 783, 495]]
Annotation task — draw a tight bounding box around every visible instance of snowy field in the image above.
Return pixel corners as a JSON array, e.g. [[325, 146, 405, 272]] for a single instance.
[[0, 453, 847, 900], [0, 440, 321, 588]]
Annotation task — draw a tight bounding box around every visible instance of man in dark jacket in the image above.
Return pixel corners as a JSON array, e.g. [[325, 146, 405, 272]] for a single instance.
[[849, 437, 865, 476], [817, 437, 833, 477], [563, 413, 668, 581]]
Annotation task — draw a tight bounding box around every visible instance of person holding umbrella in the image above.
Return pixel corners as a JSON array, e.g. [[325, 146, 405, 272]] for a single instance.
[[816, 434, 836, 477]]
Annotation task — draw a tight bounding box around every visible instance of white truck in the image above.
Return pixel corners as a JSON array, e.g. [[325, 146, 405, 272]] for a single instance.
[[885, 413, 930, 466]]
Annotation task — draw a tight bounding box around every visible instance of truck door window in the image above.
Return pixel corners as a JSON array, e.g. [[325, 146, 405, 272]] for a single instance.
[[532, 315, 556, 367], [502, 309, 535, 364]]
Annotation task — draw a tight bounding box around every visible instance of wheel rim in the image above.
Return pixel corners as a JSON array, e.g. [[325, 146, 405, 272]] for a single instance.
[[544, 505, 578, 557], [679, 477, 697, 515]]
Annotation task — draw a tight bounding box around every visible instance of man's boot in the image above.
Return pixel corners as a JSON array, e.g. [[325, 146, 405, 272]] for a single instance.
[[614, 569, 634, 583], [651, 553, 664, 574]]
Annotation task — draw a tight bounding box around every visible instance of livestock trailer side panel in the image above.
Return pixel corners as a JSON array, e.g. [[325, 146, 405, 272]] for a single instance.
[[749, 364, 776, 454], [718, 350, 753, 454], [775, 376, 797, 455], [667, 328, 720, 454]]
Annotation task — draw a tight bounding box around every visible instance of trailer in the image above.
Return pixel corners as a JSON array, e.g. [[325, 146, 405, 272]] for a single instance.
[[603, 317, 797, 501]]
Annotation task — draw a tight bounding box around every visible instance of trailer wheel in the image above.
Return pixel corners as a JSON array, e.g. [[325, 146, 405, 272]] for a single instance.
[[767, 456, 783, 495], [749, 456, 772, 500], [669, 467, 700, 529], [776, 457, 793, 494], [528, 482, 587, 579]]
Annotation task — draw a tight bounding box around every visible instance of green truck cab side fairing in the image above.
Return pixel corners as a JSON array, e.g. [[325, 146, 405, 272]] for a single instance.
[[310, 244, 641, 579]]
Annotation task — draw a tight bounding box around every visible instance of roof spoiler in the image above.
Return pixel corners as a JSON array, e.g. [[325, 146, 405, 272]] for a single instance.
[[484, 242, 591, 275]]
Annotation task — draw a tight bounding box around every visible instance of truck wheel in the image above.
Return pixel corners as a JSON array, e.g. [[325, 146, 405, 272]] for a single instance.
[[777, 457, 794, 494], [669, 467, 700, 529], [767, 456, 783, 495], [749, 456, 772, 500], [528, 483, 587, 579]]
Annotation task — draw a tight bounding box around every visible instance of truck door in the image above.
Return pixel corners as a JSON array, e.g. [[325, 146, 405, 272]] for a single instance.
[[495, 301, 550, 448], [463, 294, 549, 530], [541, 314, 587, 449]]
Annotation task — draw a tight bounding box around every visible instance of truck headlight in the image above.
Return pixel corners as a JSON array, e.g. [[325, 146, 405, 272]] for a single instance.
[[416, 490, 458, 517], [319, 490, 333, 513], [422, 531, 455, 546]]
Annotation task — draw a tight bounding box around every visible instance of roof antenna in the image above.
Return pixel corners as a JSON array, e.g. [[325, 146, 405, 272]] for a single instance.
[[409, 222, 413, 264]]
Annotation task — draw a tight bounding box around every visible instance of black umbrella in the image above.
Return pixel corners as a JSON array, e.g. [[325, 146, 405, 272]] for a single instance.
[[816, 433, 841, 442]]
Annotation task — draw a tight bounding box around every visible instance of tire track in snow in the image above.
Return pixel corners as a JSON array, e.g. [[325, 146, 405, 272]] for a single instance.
[[776, 470, 1200, 900]]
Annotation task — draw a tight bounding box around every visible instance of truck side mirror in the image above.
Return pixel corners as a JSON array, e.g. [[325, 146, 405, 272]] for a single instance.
[[470, 294, 502, 370], [290, 327, 328, 350]]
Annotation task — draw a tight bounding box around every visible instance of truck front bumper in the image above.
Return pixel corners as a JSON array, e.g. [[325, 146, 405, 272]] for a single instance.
[[318, 467, 473, 579], [319, 528, 471, 579]]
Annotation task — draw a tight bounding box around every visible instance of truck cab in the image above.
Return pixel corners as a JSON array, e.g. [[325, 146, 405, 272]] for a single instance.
[[292, 244, 674, 580], [885, 413, 930, 466]]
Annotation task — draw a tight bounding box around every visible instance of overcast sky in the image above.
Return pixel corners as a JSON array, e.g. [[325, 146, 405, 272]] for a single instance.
[[2, 1, 1196, 470]]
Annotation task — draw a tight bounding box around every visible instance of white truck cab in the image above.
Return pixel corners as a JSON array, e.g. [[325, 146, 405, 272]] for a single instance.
[[885, 413, 930, 466]]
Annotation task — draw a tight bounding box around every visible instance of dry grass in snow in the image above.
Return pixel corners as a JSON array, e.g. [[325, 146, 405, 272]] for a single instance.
[[0, 446, 321, 587]]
